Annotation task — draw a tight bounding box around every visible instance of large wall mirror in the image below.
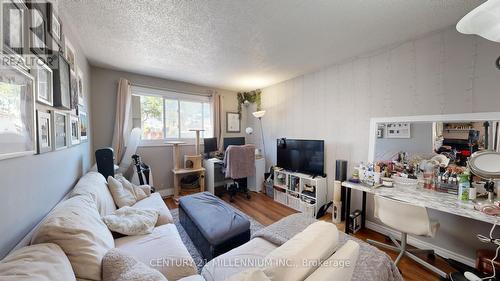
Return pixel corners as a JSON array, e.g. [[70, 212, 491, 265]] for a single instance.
[[368, 113, 500, 166]]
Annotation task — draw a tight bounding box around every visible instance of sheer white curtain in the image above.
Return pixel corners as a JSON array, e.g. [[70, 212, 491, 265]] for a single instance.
[[111, 78, 132, 164]]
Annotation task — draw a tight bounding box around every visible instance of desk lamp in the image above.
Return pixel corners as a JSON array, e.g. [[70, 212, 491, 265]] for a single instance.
[[252, 110, 266, 158]]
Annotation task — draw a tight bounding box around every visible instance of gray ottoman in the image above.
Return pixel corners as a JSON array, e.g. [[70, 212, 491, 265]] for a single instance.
[[179, 192, 251, 261]]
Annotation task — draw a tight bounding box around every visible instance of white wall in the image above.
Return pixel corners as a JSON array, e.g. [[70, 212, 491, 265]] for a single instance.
[[374, 122, 433, 161], [0, 3, 93, 258], [90, 67, 242, 193], [261, 27, 500, 262]]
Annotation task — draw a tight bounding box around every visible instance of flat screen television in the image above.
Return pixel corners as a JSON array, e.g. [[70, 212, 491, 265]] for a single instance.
[[277, 138, 325, 176]]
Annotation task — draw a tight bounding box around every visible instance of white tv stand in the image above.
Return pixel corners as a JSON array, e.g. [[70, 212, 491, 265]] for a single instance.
[[273, 168, 327, 217]]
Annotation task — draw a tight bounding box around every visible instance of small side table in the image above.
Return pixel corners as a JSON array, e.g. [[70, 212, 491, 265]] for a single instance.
[[172, 168, 206, 201], [167, 141, 206, 201]]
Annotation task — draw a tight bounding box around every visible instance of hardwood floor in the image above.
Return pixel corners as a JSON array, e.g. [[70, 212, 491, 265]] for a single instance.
[[165, 192, 455, 281]]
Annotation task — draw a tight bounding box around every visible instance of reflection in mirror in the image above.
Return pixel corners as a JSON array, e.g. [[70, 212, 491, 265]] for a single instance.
[[433, 121, 500, 165], [375, 122, 433, 162], [372, 118, 500, 196]]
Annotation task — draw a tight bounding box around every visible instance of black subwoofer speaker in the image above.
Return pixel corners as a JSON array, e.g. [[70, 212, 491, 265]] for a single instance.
[[335, 160, 348, 220], [95, 148, 115, 180]]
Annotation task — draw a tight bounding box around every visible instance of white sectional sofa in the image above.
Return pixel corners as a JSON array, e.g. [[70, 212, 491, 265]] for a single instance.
[[0, 171, 363, 281], [1, 172, 198, 281]]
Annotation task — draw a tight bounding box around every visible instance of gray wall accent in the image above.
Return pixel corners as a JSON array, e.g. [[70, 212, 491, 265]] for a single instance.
[[0, 6, 93, 258], [90, 67, 242, 193], [374, 122, 433, 161], [261, 27, 500, 261]]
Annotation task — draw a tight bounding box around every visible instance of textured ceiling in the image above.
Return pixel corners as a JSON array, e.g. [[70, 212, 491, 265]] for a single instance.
[[60, 0, 482, 91]]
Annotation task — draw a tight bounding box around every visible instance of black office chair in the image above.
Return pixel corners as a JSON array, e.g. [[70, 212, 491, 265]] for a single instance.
[[223, 145, 256, 202]]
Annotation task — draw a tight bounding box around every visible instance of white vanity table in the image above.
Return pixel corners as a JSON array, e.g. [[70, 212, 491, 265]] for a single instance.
[[342, 181, 499, 233], [344, 112, 500, 234]]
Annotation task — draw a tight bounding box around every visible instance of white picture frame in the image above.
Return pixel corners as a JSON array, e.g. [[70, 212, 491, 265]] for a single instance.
[[226, 112, 241, 133], [36, 110, 52, 154], [70, 69, 78, 109], [69, 114, 80, 145], [33, 59, 53, 106], [52, 110, 68, 150], [0, 62, 36, 160], [79, 110, 88, 142], [65, 39, 76, 71], [51, 13, 61, 41], [385, 122, 411, 139]]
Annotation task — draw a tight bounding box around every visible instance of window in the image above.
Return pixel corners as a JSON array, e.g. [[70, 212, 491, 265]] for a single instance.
[[131, 86, 213, 141]]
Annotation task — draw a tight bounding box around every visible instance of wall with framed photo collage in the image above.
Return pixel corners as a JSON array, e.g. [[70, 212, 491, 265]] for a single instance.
[[1, 0, 88, 159]]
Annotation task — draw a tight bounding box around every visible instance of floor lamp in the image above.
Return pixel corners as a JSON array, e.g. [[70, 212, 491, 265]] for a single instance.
[[252, 110, 266, 158]]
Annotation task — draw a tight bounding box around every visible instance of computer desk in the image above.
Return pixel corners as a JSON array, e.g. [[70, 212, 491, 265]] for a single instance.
[[204, 157, 266, 195], [342, 181, 498, 234]]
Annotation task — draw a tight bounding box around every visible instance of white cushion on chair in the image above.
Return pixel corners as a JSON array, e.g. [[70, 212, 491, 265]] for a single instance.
[[374, 195, 438, 237]]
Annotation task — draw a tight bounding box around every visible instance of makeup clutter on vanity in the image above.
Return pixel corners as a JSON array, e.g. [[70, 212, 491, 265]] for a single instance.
[[355, 116, 500, 214]]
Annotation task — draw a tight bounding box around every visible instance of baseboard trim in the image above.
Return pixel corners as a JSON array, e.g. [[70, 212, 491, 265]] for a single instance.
[[159, 189, 173, 198], [365, 221, 475, 267]]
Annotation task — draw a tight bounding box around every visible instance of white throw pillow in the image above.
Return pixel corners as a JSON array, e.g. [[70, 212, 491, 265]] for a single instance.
[[115, 175, 152, 203], [263, 221, 339, 281], [103, 249, 167, 281], [304, 240, 360, 281], [31, 194, 115, 281], [103, 206, 159, 235], [0, 243, 76, 281], [133, 185, 148, 201], [108, 176, 137, 208]]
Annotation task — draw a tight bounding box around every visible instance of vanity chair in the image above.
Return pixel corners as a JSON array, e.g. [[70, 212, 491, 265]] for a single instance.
[[367, 195, 447, 278]]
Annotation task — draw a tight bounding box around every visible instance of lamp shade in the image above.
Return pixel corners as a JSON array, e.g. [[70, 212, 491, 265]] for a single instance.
[[252, 110, 266, 118], [457, 0, 500, 42], [245, 127, 254, 134]]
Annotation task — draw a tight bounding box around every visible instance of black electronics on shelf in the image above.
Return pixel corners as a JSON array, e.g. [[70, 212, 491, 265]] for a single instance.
[[336, 160, 348, 221]]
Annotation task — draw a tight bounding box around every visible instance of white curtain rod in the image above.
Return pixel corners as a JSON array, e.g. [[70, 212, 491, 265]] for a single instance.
[[130, 83, 214, 98]]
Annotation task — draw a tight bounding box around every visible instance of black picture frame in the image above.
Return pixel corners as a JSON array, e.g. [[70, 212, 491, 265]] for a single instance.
[[49, 53, 72, 109], [2, 0, 28, 58], [27, 1, 48, 57]]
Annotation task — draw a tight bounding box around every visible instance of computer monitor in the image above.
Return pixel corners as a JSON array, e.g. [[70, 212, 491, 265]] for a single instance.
[[223, 137, 245, 151], [204, 138, 218, 154]]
